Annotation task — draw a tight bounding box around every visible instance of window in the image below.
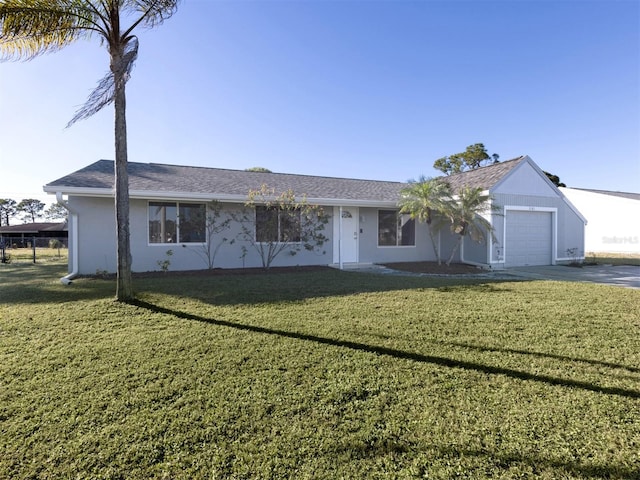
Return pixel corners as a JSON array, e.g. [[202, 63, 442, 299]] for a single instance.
[[378, 210, 415, 246], [178, 203, 206, 242], [149, 202, 205, 244], [255, 206, 301, 242]]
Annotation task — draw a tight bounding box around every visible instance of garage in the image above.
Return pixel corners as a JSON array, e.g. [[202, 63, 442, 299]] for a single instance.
[[505, 210, 553, 267]]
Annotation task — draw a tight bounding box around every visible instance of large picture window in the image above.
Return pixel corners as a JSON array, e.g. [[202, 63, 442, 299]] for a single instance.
[[149, 202, 205, 244], [378, 210, 415, 246], [255, 206, 301, 243]]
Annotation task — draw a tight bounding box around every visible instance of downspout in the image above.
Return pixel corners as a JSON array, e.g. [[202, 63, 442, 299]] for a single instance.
[[338, 206, 343, 270], [56, 192, 78, 285]]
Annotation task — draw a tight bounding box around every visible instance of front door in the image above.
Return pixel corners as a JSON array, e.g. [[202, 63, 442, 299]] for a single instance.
[[337, 207, 358, 264]]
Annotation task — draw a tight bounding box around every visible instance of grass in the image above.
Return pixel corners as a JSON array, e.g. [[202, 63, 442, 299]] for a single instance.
[[1, 259, 639, 479], [585, 252, 640, 266], [2, 247, 68, 264]]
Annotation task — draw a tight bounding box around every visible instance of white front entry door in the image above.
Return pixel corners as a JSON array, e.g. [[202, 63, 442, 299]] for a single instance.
[[334, 207, 358, 264]]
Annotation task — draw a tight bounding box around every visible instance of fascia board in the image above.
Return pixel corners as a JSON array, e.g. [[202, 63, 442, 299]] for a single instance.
[[43, 186, 113, 197], [43, 187, 399, 208]]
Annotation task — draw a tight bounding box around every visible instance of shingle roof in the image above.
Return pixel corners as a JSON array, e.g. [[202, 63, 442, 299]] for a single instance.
[[45, 157, 531, 203], [46, 160, 407, 203], [442, 156, 526, 192]]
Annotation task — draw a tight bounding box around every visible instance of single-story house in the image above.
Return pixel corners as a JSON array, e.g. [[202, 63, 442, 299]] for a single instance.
[[0, 221, 68, 248], [559, 187, 640, 255], [43, 155, 585, 276]]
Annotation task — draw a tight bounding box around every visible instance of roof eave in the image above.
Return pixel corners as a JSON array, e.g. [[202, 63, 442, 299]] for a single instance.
[[44, 186, 399, 208]]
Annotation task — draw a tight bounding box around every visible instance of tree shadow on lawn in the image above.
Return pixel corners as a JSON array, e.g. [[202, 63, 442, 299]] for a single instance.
[[0, 263, 521, 306], [0, 265, 115, 305], [337, 440, 638, 480], [443, 340, 640, 375], [132, 299, 640, 400], [132, 270, 517, 308]]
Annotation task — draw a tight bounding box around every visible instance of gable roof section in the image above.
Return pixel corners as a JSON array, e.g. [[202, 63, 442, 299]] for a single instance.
[[45, 160, 406, 206], [441, 156, 526, 192]]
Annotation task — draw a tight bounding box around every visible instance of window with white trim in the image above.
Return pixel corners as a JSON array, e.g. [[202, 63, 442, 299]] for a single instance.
[[149, 202, 205, 244], [378, 210, 415, 246]]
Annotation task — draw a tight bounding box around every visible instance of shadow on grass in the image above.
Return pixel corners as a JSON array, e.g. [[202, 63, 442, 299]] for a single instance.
[[2, 262, 522, 306], [132, 299, 640, 400], [340, 440, 638, 480], [0, 263, 116, 305], [443, 340, 640, 375], [437, 446, 638, 480]]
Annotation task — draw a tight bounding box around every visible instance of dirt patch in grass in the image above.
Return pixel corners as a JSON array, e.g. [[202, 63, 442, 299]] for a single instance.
[[382, 261, 485, 274]]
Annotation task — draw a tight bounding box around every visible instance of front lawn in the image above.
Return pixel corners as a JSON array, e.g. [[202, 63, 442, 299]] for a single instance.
[[1, 261, 639, 479]]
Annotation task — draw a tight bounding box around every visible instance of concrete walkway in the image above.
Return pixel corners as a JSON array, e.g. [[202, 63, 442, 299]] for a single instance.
[[505, 264, 640, 289]]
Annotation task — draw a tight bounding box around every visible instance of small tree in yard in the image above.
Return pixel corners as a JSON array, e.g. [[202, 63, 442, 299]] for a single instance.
[[398, 176, 453, 265], [184, 201, 234, 269], [442, 186, 500, 266], [234, 185, 329, 269]]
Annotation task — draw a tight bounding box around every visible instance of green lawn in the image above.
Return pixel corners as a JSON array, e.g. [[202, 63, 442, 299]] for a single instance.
[[2, 246, 68, 264], [1, 260, 639, 479]]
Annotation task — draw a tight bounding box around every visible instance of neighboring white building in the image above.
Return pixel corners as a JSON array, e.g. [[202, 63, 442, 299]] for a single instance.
[[560, 187, 640, 255]]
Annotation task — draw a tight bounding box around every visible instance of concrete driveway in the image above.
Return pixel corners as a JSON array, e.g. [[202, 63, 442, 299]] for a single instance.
[[506, 264, 640, 289]]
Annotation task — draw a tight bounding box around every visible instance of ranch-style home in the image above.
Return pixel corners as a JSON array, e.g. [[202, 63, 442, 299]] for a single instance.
[[44, 155, 586, 277]]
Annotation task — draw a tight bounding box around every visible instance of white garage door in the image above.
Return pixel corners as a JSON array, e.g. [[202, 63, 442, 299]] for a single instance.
[[505, 211, 553, 267]]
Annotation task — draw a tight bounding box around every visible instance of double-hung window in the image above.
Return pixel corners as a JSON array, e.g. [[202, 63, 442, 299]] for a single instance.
[[378, 210, 415, 246], [255, 206, 301, 242], [149, 202, 206, 244]]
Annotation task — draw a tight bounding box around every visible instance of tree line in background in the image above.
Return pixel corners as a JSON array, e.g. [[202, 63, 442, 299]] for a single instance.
[[0, 199, 67, 226]]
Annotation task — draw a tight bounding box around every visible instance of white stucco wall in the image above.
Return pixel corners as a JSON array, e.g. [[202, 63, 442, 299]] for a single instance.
[[560, 188, 640, 254], [68, 196, 335, 274]]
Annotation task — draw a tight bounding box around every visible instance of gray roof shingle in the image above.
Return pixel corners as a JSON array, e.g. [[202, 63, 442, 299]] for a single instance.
[[442, 156, 525, 192], [46, 160, 407, 203], [45, 157, 530, 203]]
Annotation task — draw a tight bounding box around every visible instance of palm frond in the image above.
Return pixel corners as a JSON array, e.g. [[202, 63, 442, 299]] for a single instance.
[[67, 35, 138, 126], [0, 0, 101, 60], [122, 0, 180, 37]]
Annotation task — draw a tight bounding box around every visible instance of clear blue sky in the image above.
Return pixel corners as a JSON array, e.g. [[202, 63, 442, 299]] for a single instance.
[[1, 0, 639, 209]]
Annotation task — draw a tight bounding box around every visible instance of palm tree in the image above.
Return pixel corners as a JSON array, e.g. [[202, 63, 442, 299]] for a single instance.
[[398, 176, 452, 265], [0, 0, 180, 301], [443, 186, 499, 266]]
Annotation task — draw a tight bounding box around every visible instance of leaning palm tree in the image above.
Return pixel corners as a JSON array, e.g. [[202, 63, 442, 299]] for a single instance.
[[398, 176, 452, 265], [0, 0, 180, 301], [443, 186, 499, 266]]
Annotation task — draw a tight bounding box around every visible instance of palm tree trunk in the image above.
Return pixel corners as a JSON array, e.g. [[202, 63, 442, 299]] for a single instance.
[[446, 235, 463, 266], [427, 226, 441, 265], [113, 60, 134, 301]]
